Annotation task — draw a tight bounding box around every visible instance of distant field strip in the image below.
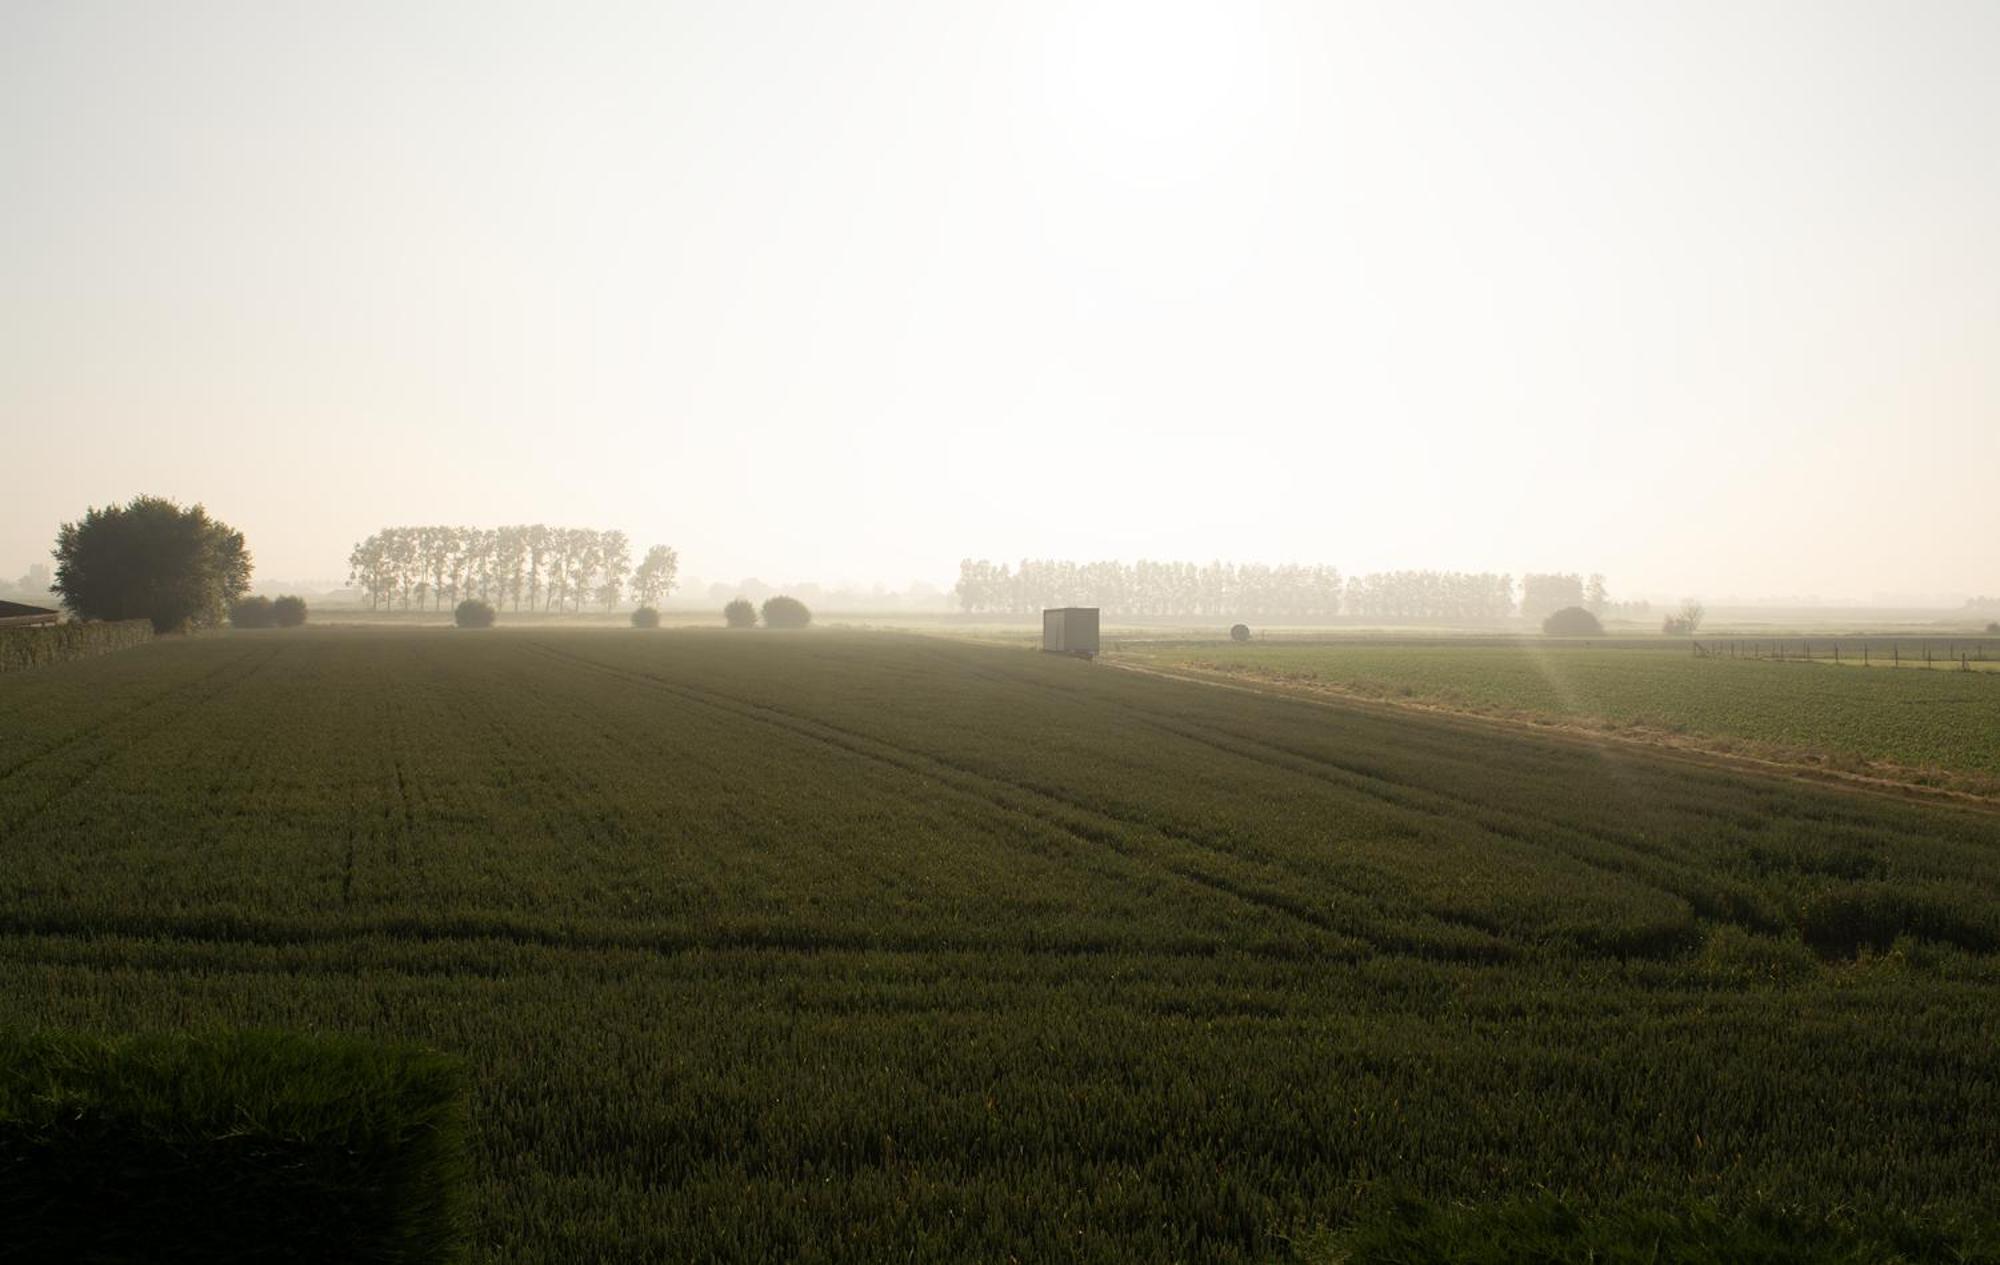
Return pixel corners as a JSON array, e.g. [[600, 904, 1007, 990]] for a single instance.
[[1123, 639, 2000, 785], [1, 629, 1997, 1262]]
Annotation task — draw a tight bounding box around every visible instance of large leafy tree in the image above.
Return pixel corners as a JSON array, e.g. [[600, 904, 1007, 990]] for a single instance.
[[53, 496, 252, 632]]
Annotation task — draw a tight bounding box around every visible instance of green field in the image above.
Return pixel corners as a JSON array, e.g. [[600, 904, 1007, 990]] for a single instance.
[[3, 629, 1998, 1261], [1122, 638, 2000, 784]]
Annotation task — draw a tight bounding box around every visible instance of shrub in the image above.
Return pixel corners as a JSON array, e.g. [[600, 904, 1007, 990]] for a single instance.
[[1987, 621, 1999, 635], [1541, 606, 1604, 636], [454, 599, 495, 629], [1229, 624, 1250, 642], [631, 607, 661, 629], [0, 1029, 469, 1263], [1662, 600, 1705, 636], [723, 598, 757, 629], [0, 619, 152, 674], [761, 595, 812, 629], [272, 595, 308, 627], [229, 596, 276, 629]]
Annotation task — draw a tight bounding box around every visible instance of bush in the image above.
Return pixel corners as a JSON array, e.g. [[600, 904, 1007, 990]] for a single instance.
[[723, 598, 757, 629], [1542, 606, 1604, 636], [1987, 621, 1999, 635], [1229, 624, 1250, 643], [272, 595, 307, 627], [0, 1029, 469, 1263], [229, 596, 276, 629], [454, 599, 495, 629], [631, 606, 660, 629], [761, 595, 812, 629], [0, 619, 153, 675], [53, 495, 251, 633], [1662, 600, 1705, 636]]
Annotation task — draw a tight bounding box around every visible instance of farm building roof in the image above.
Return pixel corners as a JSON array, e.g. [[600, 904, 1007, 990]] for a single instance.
[[0, 600, 60, 625]]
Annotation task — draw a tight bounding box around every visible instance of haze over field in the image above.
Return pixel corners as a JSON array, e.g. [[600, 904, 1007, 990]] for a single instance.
[[4, 1, 1997, 601]]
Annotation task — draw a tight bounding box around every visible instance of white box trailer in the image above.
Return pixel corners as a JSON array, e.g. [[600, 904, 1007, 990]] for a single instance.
[[1041, 607, 1100, 658]]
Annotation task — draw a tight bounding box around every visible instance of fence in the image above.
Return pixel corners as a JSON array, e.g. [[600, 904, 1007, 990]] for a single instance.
[[1689, 637, 1996, 672]]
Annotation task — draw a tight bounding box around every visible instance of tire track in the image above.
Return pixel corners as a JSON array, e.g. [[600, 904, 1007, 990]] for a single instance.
[[0, 644, 285, 821], [0, 650, 251, 786], [520, 640, 1383, 953]]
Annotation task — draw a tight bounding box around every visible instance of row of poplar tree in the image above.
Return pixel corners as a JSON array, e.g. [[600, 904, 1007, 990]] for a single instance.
[[347, 526, 678, 613], [953, 559, 1620, 620]]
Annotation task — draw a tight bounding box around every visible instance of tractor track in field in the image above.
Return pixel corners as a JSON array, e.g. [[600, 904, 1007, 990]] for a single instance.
[[0, 647, 260, 787], [947, 646, 1738, 941], [1102, 657, 2000, 817], [0, 644, 285, 818], [518, 640, 1407, 954], [0, 907, 1324, 965]]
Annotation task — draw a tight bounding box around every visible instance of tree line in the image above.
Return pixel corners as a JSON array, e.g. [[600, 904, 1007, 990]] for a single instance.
[[955, 559, 1628, 621], [348, 526, 678, 613]]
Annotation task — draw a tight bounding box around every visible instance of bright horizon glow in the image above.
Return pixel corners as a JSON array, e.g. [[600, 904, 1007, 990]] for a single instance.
[[3, 1, 1997, 605]]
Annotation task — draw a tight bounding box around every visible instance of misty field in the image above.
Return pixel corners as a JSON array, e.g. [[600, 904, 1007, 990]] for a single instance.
[[1123, 637, 2000, 785], [3, 629, 1999, 1261]]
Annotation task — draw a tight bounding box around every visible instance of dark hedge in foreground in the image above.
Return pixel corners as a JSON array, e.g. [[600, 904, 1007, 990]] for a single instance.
[[0, 618, 151, 673], [0, 1029, 469, 1263]]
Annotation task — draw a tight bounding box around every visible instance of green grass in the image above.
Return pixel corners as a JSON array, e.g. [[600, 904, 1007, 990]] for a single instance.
[[1123, 639, 2000, 780], [0, 628, 1997, 1261], [0, 1028, 467, 1262], [1298, 1195, 1995, 1264]]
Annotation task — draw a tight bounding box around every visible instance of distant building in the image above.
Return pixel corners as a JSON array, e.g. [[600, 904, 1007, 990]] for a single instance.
[[1041, 607, 1099, 659], [0, 601, 59, 628]]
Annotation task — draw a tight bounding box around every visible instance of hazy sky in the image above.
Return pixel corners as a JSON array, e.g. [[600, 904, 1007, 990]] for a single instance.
[[4, 0, 1997, 602]]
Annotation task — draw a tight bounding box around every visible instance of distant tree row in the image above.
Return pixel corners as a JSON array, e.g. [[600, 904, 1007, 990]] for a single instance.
[[1346, 571, 1517, 620], [955, 560, 1347, 618], [954, 560, 1620, 622], [347, 527, 677, 613]]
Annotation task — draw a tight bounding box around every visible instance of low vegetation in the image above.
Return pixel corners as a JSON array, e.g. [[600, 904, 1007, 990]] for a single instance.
[[1541, 605, 1603, 636], [0, 1028, 468, 1263], [1300, 1194, 1994, 1264], [630, 606, 660, 629], [1, 629, 1996, 1260], [0, 618, 153, 674], [230, 595, 276, 628], [453, 599, 495, 629], [723, 597, 757, 628], [1128, 638, 2000, 782], [760, 594, 811, 628]]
